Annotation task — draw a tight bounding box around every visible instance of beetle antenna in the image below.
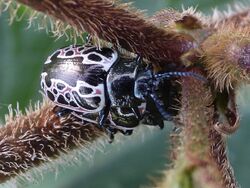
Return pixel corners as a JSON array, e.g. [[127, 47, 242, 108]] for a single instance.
[[150, 92, 173, 121], [154, 72, 207, 82]]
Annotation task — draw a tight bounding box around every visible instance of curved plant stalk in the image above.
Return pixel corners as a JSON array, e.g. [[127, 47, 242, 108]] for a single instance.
[[156, 72, 237, 188], [15, 0, 196, 64]]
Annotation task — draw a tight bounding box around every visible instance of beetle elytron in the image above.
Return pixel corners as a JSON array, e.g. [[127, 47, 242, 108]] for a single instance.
[[41, 44, 205, 141]]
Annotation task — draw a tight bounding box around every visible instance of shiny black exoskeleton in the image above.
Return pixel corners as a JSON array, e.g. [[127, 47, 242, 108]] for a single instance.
[[41, 44, 205, 141]]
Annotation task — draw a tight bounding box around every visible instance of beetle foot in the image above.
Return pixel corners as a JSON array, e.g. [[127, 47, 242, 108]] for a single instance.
[[106, 127, 117, 143], [158, 121, 164, 129]]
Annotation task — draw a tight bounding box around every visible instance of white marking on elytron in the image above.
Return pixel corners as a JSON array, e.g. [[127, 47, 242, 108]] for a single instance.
[[44, 45, 118, 71], [83, 51, 118, 71], [41, 72, 49, 88], [41, 72, 47, 79], [73, 80, 105, 110], [44, 78, 105, 113], [74, 80, 101, 96], [44, 49, 62, 64]]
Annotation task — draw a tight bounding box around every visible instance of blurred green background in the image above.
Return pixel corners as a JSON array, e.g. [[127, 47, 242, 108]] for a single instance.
[[0, 0, 250, 188]]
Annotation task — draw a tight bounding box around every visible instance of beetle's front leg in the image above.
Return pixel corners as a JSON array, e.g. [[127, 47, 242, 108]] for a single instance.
[[105, 127, 117, 143]]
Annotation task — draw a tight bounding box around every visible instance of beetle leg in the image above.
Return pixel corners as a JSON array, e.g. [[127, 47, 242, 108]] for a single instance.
[[106, 127, 117, 143], [98, 105, 110, 128], [157, 121, 164, 129], [131, 107, 141, 120], [71, 112, 98, 124]]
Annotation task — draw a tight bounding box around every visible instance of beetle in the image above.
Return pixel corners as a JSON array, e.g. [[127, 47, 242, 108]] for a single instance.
[[41, 44, 205, 141]]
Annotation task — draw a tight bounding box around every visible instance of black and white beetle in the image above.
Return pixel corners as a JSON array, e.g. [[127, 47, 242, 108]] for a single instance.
[[41, 44, 205, 140]]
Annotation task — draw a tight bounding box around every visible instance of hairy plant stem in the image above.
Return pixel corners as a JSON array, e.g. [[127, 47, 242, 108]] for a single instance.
[[0, 100, 104, 182], [16, 0, 196, 64], [216, 8, 250, 28], [156, 73, 237, 188]]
